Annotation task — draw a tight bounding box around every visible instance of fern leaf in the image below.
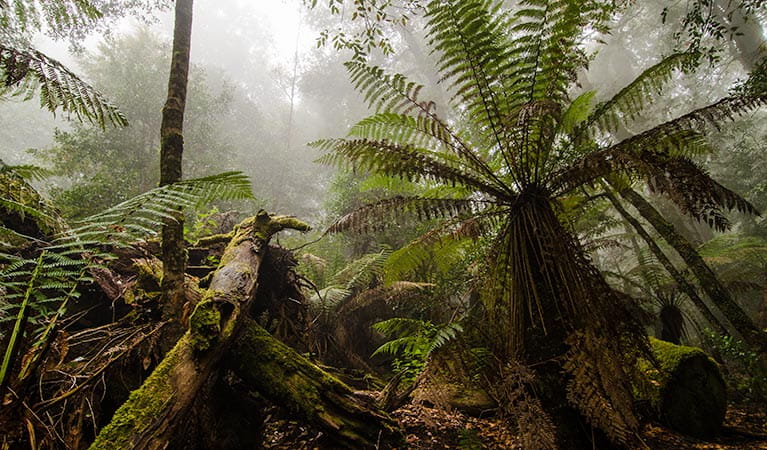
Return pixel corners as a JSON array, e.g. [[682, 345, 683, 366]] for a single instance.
[[0, 44, 127, 128], [579, 52, 698, 137], [325, 196, 480, 235]]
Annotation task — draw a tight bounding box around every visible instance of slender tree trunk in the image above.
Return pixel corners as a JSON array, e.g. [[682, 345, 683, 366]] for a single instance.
[[602, 186, 728, 336], [619, 187, 767, 354], [160, 0, 194, 318]]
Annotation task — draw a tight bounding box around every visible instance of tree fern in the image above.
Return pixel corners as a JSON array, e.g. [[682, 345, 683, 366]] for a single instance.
[[318, 0, 763, 444]]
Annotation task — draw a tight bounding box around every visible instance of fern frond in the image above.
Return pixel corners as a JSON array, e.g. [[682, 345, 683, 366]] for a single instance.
[[426, 0, 515, 161], [325, 195, 482, 235], [0, 44, 126, 128], [563, 330, 640, 445], [344, 61, 429, 115], [579, 52, 698, 137], [315, 138, 512, 200], [62, 171, 253, 246], [427, 322, 463, 354], [331, 248, 389, 291], [553, 127, 758, 231], [0, 0, 102, 35]]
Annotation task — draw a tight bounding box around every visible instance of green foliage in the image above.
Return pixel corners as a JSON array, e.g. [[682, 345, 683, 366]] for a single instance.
[[317, 0, 763, 443], [0, 171, 254, 391], [372, 317, 462, 380], [0, 44, 127, 128], [184, 206, 222, 244], [703, 330, 767, 401]]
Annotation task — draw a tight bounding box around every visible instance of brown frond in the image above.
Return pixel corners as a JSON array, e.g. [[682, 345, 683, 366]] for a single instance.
[[563, 330, 639, 446], [551, 127, 758, 230]]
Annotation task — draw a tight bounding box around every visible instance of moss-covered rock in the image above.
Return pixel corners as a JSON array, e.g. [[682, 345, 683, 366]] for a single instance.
[[638, 337, 727, 439]]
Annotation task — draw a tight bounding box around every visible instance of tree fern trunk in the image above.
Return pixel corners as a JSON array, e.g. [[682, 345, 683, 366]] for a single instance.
[[619, 187, 767, 355], [603, 186, 728, 336], [160, 0, 194, 318]]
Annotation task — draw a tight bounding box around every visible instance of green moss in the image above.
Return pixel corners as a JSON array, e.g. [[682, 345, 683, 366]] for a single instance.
[[637, 337, 727, 439], [89, 336, 186, 449], [189, 300, 221, 352]]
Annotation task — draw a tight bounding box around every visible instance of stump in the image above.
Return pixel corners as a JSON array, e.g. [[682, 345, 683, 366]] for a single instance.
[[638, 337, 727, 439]]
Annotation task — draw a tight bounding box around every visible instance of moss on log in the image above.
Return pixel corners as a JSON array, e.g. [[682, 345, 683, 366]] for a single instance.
[[90, 211, 311, 449], [638, 337, 727, 439], [227, 318, 403, 448]]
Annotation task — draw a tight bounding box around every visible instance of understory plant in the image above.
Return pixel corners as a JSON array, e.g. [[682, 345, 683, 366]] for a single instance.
[[314, 0, 764, 445]]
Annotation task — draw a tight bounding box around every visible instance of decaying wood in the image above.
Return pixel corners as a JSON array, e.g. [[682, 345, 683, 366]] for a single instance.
[[90, 211, 309, 449], [90, 211, 400, 449], [227, 318, 402, 448]]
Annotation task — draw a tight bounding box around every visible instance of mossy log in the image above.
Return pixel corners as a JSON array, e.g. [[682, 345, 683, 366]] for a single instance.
[[227, 318, 402, 448], [90, 211, 311, 449], [638, 337, 727, 439]]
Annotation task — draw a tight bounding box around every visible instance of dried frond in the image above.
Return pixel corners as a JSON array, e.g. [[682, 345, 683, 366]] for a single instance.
[[563, 330, 640, 446], [486, 361, 557, 450]]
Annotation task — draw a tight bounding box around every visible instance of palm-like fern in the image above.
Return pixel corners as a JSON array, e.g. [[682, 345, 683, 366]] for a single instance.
[[315, 0, 762, 444]]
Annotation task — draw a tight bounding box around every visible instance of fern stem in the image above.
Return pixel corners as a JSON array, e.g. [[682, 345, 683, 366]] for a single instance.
[[0, 251, 45, 393]]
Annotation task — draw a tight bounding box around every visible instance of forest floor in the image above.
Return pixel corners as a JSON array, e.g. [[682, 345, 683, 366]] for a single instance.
[[262, 399, 767, 449]]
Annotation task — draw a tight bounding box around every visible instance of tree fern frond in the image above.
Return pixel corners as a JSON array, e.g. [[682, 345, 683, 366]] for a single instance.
[[553, 127, 758, 231], [579, 52, 698, 137], [426, 0, 515, 163], [331, 248, 389, 291], [325, 196, 481, 235], [0, 0, 102, 35], [344, 60, 429, 115], [0, 45, 126, 128], [315, 137, 511, 200]]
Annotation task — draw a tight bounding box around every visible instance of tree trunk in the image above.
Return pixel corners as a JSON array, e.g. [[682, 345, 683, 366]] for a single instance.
[[160, 0, 194, 318], [227, 318, 402, 448], [602, 186, 728, 335], [619, 187, 767, 355], [89, 212, 311, 449]]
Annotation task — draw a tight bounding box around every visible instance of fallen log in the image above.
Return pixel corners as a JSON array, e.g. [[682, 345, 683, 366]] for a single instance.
[[227, 318, 402, 448], [89, 211, 310, 449], [637, 337, 727, 439], [89, 211, 401, 449]]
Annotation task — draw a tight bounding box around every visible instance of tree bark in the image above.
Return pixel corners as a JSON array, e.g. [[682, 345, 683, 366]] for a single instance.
[[160, 0, 194, 317], [89, 212, 311, 449], [619, 187, 767, 354], [602, 186, 728, 335]]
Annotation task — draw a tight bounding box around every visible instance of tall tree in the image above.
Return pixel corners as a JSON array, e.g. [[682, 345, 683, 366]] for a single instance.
[[160, 0, 194, 315]]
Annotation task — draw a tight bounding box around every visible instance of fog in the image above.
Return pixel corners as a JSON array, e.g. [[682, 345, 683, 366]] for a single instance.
[[0, 0, 762, 221]]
